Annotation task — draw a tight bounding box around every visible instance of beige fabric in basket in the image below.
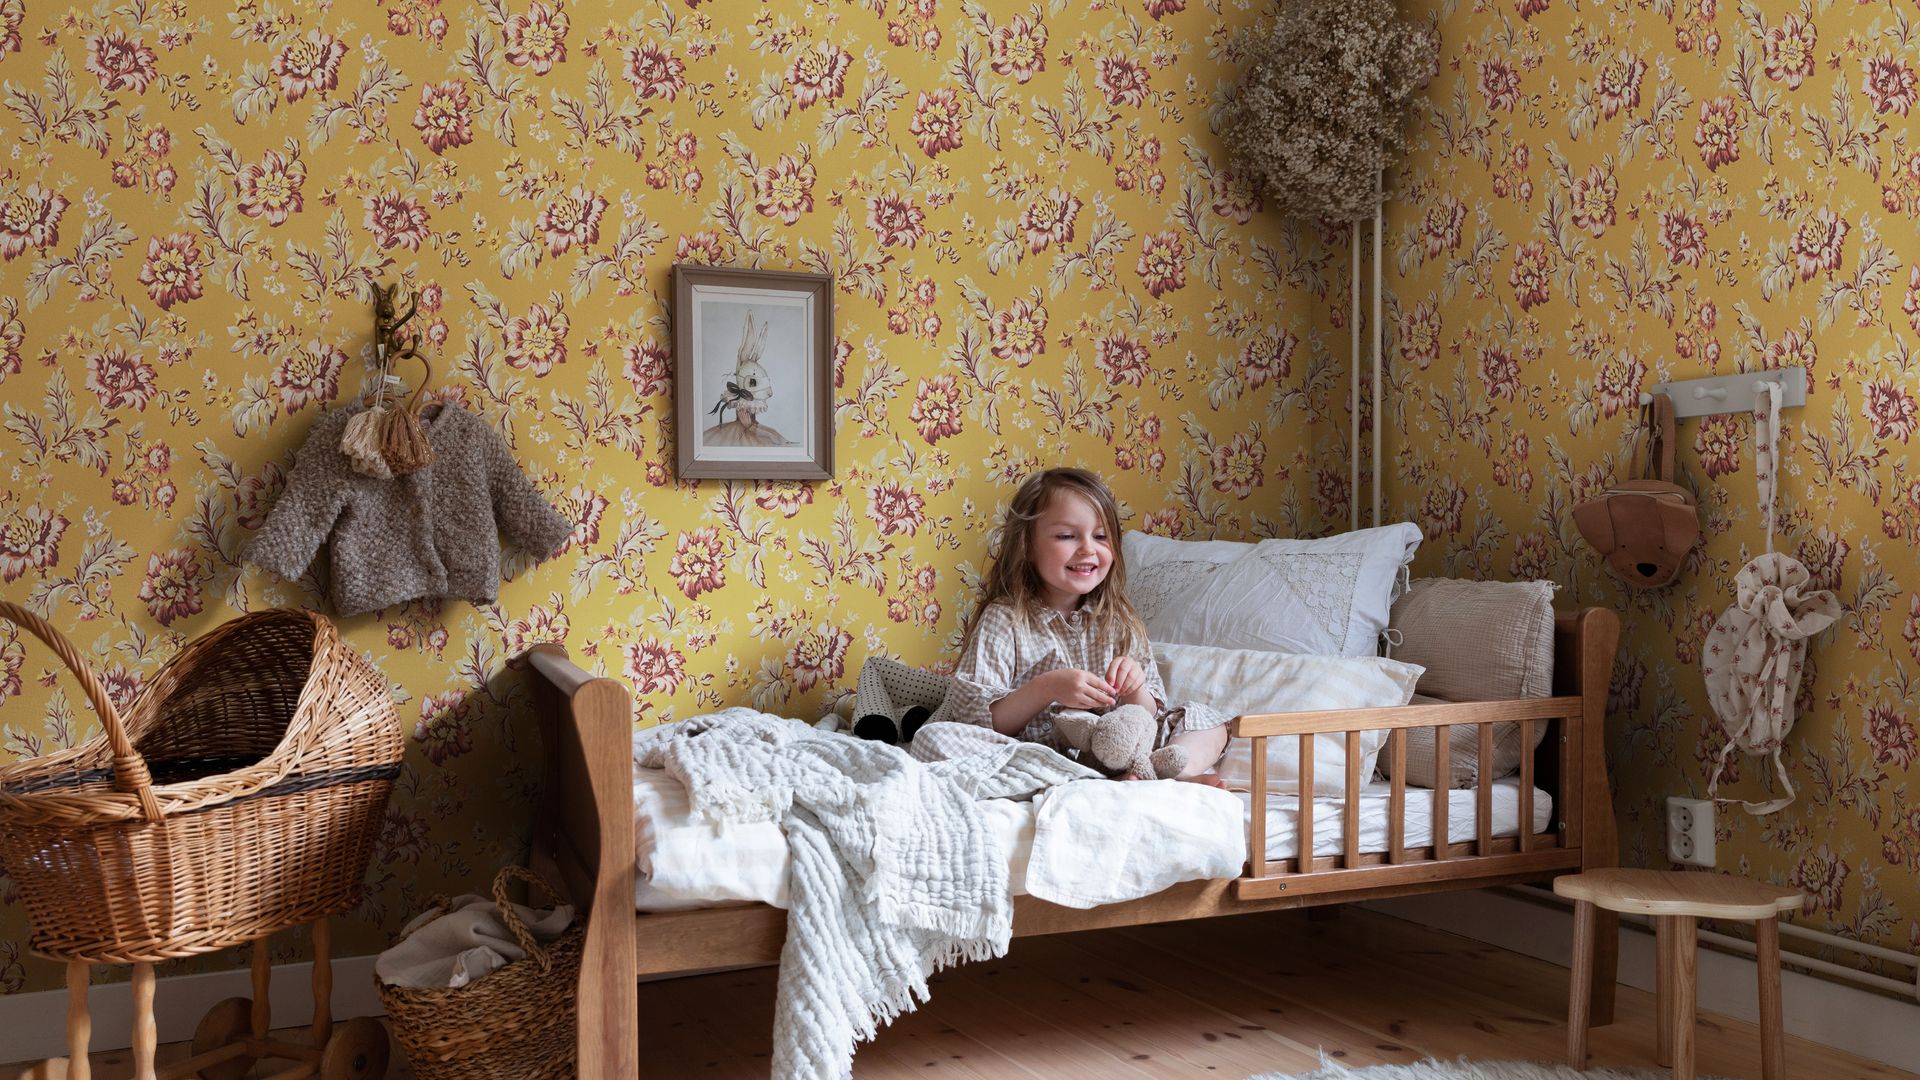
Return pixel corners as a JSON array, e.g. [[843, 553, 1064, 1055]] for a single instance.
[[1383, 578, 1556, 788]]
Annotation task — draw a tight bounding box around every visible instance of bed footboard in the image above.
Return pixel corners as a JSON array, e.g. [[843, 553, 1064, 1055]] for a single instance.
[[517, 644, 640, 1079]]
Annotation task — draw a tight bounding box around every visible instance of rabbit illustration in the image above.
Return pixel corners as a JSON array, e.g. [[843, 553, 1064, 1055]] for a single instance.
[[702, 310, 791, 447]]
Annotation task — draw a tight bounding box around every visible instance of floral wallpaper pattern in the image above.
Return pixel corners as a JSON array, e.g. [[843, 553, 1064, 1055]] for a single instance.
[[1388, 0, 1918, 973], [0, 2, 1341, 994]]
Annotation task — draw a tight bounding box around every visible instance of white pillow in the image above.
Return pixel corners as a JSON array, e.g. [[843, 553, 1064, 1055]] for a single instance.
[[1125, 523, 1422, 657], [1156, 642, 1423, 794]]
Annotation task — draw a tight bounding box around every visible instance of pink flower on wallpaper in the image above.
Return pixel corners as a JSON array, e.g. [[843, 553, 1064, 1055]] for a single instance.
[[910, 375, 965, 444], [1694, 97, 1743, 171], [1209, 432, 1266, 499], [1479, 59, 1521, 111], [0, 185, 66, 260], [413, 692, 475, 765], [868, 480, 927, 537], [96, 661, 145, 713], [989, 298, 1047, 366], [1095, 55, 1150, 107], [787, 43, 851, 106], [1570, 165, 1618, 237], [556, 484, 608, 550], [867, 193, 927, 248], [1019, 188, 1080, 253], [1208, 168, 1261, 225], [85, 347, 158, 411], [236, 150, 306, 225], [1241, 329, 1295, 390], [1419, 479, 1466, 536], [138, 233, 203, 310], [1595, 352, 1646, 417], [1419, 196, 1465, 260], [787, 625, 851, 694], [1509, 533, 1555, 581], [274, 340, 346, 412], [1399, 299, 1441, 370], [1479, 344, 1520, 400], [623, 43, 687, 100], [1139, 509, 1188, 538], [412, 81, 475, 154], [670, 527, 728, 599], [364, 192, 431, 251], [233, 462, 286, 532], [503, 602, 571, 657], [1595, 49, 1645, 118], [1694, 413, 1742, 478], [1514, 0, 1549, 19], [1874, 703, 1920, 771], [378, 808, 431, 866], [989, 14, 1047, 83], [1657, 209, 1707, 267], [1864, 55, 1917, 116], [1509, 240, 1552, 310], [86, 29, 158, 93], [138, 547, 204, 625], [0, 0, 22, 56], [1796, 529, 1848, 592], [273, 31, 347, 102], [537, 186, 607, 255], [0, 505, 66, 582], [1863, 378, 1918, 443], [754, 480, 815, 518], [623, 340, 670, 396], [1791, 844, 1849, 914], [910, 89, 965, 157], [675, 230, 728, 265], [1763, 327, 1816, 382], [504, 2, 569, 74], [504, 303, 570, 376], [1136, 231, 1187, 298], [1763, 14, 1816, 89], [1791, 209, 1848, 280], [753, 153, 816, 224], [1142, 0, 1185, 18], [624, 637, 687, 697], [1094, 334, 1151, 387]]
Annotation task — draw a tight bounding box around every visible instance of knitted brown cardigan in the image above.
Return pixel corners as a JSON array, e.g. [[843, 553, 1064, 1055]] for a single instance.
[[245, 403, 571, 616]]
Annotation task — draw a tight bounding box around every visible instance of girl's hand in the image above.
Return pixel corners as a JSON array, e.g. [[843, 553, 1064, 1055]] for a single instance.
[[1104, 656, 1146, 700], [1046, 668, 1116, 710]]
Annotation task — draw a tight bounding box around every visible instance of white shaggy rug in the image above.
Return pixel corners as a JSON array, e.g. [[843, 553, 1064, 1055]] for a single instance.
[[1251, 1059, 1727, 1080]]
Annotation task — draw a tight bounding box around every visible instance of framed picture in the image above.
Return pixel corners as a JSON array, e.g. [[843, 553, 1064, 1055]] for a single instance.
[[673, 264, 834, 480]]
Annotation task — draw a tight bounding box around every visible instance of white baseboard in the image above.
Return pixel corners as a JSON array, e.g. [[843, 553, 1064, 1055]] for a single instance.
[[1363, 888, 1920, 1072], [0, 956, 384, 1066]]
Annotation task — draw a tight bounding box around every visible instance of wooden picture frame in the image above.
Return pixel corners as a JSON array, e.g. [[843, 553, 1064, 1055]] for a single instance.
[[672, 264, 834, 480]]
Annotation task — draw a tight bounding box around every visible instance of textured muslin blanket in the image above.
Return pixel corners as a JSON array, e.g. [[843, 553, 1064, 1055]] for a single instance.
[[636, 711, 1096, 1080], [374, 894, 574, 990]]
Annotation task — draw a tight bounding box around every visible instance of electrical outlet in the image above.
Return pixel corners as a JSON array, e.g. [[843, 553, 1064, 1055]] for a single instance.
[[1667, 796, 1715, 868]]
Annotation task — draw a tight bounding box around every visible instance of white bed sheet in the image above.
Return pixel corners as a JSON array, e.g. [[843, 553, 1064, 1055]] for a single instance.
[[631, 766, 1553, 913]]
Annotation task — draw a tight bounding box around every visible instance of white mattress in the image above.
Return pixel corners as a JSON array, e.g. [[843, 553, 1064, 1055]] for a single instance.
[[632, 766, 1553, 913]]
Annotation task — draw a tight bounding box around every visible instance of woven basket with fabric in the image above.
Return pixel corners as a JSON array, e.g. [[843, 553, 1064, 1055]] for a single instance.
[[0, 603, 401, 964], [378, 865, 581, 1080]]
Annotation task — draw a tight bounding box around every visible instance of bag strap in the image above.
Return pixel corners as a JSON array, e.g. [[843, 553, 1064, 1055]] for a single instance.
[[1755, 381, 1781, 554], [1634, 393, 1677, 482]]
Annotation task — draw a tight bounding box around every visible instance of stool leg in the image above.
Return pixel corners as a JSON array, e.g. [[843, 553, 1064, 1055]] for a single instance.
[[1655, 915, 1674, 1066], [312, 918, 334, 1050], [251, 937, 272, 1039], [1568, 899, 1596, 1068], [1756, 916, 1785, 1080], [1671, 916, 1698, 1080], [131, 963, 156, 1080], [65, 962, 91, 1080]]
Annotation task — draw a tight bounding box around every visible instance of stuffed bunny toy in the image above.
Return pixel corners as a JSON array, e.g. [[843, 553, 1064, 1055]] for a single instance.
[[1052, 705, 1187, 780]]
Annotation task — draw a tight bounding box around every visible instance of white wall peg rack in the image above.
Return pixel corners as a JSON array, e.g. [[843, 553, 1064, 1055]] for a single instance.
[[1637, 367, 1807, 420]]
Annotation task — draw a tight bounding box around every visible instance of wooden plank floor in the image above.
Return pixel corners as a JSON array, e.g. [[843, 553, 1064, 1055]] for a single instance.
[[12, 907, 1913, 1078]]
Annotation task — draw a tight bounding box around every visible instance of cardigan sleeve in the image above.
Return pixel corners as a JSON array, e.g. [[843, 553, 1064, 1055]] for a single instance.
[[483, 421, 571, 558], [243, 415, 351, 583]]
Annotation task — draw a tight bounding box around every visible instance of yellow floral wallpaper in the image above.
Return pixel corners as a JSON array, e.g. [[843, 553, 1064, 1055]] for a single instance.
[[1387, 0, 1918, 971], [0, 2, 1342, 994]]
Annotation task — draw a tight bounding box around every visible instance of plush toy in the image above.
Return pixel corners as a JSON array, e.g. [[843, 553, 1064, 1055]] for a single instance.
[[1052, 704, 1188, 780]]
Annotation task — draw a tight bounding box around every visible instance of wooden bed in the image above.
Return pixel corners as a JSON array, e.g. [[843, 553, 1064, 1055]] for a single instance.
[[516, 607, 1622, 1078]]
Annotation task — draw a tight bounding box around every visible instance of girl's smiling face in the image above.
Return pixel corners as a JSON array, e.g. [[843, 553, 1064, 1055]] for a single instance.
[[1030, 490, 1112, 612]]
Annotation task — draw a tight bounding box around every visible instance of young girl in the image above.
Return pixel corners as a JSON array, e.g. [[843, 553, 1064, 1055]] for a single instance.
[[943, 468, 1230, 781]]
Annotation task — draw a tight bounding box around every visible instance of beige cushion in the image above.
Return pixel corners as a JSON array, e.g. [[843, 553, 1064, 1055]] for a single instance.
[[1382, 578, 1555, 788]]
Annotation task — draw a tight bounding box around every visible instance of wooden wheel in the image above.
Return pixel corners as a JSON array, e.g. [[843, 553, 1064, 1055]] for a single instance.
[[320, 1017, 389, 1080], [191, 997, 257, 1080]]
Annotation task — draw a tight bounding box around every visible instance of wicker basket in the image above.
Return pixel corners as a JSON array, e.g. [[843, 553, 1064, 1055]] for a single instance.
[[0, 603, 401, 964], [379, 866, 581, 1080]]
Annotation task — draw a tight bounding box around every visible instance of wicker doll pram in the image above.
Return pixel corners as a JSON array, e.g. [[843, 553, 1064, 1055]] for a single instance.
[[0, 603, 402, 964]]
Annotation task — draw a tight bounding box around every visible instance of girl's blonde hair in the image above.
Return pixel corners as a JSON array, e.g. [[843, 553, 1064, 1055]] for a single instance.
[[964, 468, 1148, 657]]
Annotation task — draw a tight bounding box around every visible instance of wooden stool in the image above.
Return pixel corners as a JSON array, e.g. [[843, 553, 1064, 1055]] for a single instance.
[[1556, 868, 1801, 1080]]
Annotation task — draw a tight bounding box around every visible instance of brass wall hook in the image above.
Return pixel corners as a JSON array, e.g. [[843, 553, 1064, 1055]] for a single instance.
[[371, 281, 420, 360]]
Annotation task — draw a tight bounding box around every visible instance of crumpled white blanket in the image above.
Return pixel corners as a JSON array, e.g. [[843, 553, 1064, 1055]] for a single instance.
[[1025, 777, 1245, 908], [637, 710, 1096, 1080], [374, 894, 574, 990]]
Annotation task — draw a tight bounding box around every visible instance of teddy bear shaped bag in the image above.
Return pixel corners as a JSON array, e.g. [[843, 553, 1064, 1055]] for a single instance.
[[1573, 392, 1700, 589]]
